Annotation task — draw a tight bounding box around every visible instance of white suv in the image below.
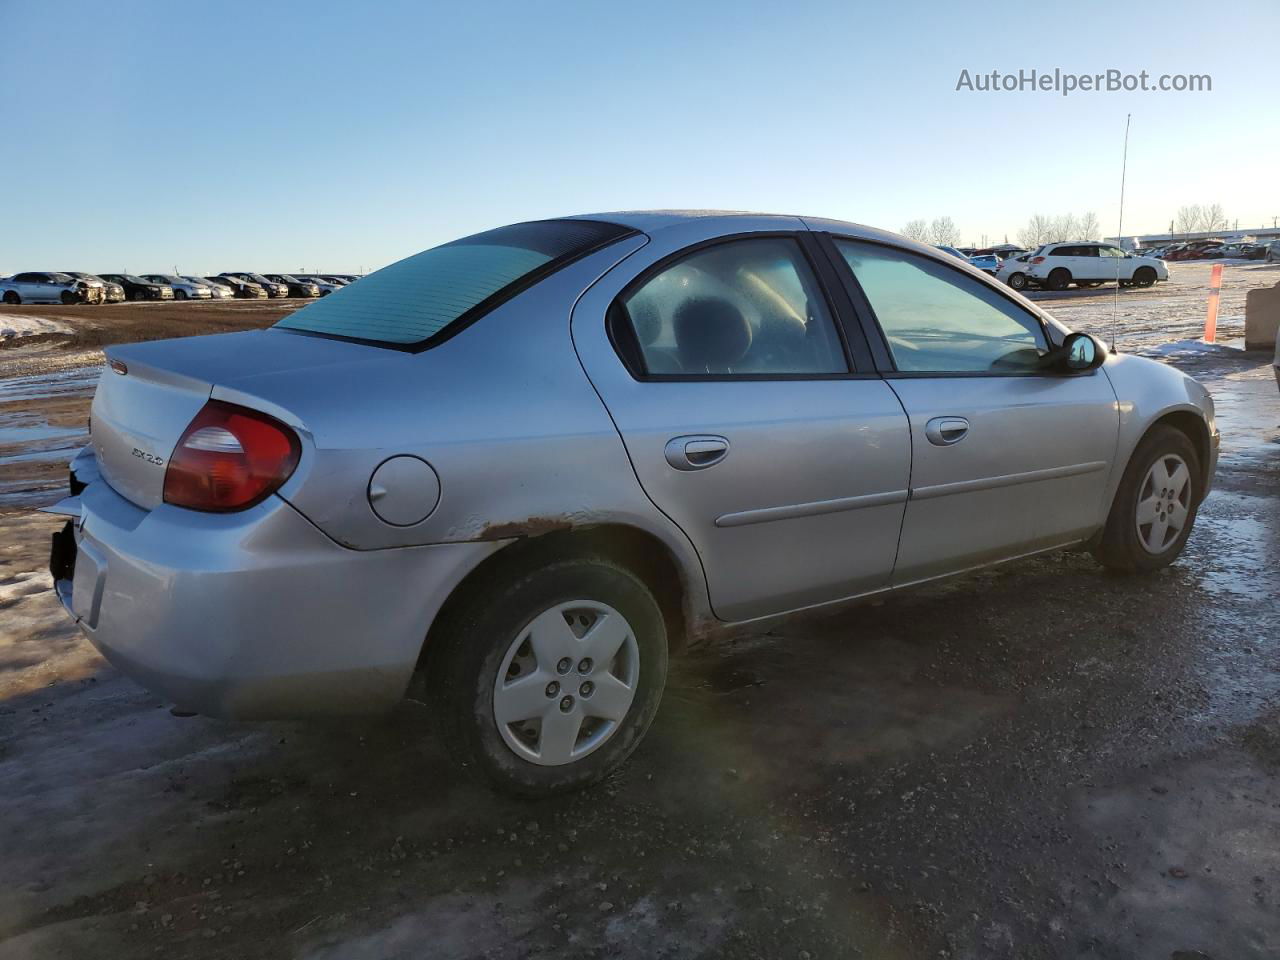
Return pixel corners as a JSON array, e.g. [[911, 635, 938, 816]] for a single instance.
[[1015, 242, 1168, 292]]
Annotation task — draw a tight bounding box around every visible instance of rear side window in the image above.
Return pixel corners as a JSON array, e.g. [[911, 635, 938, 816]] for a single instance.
[[613, 237, 848, 377], [276, 219, 633, 348]]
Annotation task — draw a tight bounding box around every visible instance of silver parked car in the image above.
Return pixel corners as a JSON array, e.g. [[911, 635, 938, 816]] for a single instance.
[[2, 271, 104, 305], [48, 212, 1219, 796], [183, 275, 234, 299], [142, 274, 212, 301], [294, 274, 343, 296]]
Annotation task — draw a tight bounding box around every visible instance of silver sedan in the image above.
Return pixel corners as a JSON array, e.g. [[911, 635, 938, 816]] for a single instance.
[[48, 212, 1218, 796], [142, 274, 212, 301]]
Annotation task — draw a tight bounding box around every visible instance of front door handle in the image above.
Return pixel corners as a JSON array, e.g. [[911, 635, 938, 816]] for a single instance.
[[665, 435, 730, 471], [925, 417, 969, 446]]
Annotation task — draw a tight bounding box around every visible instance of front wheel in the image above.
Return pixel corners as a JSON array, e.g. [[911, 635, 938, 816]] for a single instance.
[[1007, 272, 1028, 290], [175, 289, 188, 301], [1132, 266, 1157, 287], [1092, 425, 1201, 573], [429, 556, 668, 797], [1046, 268, 1071, 292]]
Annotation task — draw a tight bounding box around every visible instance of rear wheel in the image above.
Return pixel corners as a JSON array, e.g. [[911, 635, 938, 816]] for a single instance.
[[1092, 425, 1201, 573], [1007, 272, 1028, 290], [2, 291, 19, 305], [1133, 266, 1157, 287], [1046, 268, 1071, 291], [429, 557, 668, 797]]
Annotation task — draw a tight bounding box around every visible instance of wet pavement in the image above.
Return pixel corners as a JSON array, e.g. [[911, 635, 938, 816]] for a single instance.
[[1, 268, 1278, 959]]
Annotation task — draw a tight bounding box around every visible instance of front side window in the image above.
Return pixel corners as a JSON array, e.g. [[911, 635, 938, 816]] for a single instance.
[[276, 218, 633, 348], [614, 237, 847, 377], [834, 239, 1048, 374]]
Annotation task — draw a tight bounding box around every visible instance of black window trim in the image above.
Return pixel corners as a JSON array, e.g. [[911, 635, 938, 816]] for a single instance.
[[275, 218, 640, 355], [815, 232, 1077, 380], [605, 230, 879, 383]]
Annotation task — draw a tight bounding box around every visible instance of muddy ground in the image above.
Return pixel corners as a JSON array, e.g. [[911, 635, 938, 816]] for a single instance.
[[1, 262, 1278, 959]]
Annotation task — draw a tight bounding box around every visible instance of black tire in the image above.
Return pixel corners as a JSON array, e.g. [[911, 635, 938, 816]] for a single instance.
[[428, 556, 668, 797], [2, 291, 19, 305], [60, 290, 78, 305], [1133, 266, 1157, 288], [1007, 272, 1028, 290], [1047, 268, 1071, 292], [1092, 424, 1202, 573], [175, 289, 188, 301]]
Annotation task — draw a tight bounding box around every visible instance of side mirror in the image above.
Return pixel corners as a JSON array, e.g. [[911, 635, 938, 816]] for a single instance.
[[1056, 332, 1105, 372]]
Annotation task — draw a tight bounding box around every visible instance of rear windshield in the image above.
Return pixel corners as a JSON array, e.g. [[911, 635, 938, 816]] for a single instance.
[[274, 218, 633, 348]]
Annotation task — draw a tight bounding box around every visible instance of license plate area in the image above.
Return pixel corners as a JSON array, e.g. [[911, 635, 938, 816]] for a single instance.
[[50, 520, 77, 583]]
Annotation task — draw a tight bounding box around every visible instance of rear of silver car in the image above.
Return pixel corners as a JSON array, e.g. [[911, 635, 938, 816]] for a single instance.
[[52, 341, 497, 718]]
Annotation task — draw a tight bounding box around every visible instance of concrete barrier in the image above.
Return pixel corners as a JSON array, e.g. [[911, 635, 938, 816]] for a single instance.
[[1245, 281, 1280, 350]]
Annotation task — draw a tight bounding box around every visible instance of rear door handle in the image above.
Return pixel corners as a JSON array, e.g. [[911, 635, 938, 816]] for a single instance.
[[665, 435, 730, 471], [925, 417, 969, 446]]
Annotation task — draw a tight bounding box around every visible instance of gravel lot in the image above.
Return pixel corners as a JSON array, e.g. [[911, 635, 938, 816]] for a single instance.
[[1, 261, 1277, 959]]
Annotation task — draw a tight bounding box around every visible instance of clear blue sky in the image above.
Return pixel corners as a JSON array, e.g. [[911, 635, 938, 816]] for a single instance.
[[2, 0, 1276, 273]]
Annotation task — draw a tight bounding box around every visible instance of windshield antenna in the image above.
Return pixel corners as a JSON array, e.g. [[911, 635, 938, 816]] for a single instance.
[[1112, 113, 1131, 352]]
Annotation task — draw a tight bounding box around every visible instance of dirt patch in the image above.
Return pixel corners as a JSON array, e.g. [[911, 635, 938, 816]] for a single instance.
[[0, 298, 302, 353]]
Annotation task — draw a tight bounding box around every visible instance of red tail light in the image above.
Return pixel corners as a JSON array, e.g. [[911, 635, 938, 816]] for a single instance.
[[1030, 256, 1046, 264], [163, 401, 300, 512]]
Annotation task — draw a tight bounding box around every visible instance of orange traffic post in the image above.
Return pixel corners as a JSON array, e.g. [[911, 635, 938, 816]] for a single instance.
[[1203, 263, 1223, 343]]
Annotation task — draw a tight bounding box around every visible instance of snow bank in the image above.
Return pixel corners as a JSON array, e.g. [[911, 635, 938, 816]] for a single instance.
[[1140, 338, 1244, 358], [0, 315, 71, 339]]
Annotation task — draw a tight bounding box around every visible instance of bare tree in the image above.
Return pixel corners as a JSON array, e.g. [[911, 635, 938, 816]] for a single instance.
[[1078, 211, 1101, 240], [1201, 202, 1227, 233], [1175, 204, 1203, 234], [1047, 213, 1081, 242], [901, 219, 930, 242], [930, 216, 961, 247], [1174, 202, 1229, 235], [1017, 214, 1053, 249]]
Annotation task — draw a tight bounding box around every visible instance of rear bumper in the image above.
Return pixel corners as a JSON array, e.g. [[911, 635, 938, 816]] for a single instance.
[[51, 452, 498, 719]]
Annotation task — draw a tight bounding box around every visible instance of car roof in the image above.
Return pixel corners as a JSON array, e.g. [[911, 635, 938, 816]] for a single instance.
[[569, 209, 888, 242]]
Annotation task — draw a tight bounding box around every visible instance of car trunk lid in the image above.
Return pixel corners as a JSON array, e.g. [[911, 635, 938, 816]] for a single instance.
[[90, 329, 390, 510]]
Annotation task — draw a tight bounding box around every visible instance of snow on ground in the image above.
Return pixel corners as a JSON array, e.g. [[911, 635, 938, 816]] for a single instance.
[[0, 315, 70, 339], [1041, 260, 1277, 355], [1141, 337, 1245, 358]]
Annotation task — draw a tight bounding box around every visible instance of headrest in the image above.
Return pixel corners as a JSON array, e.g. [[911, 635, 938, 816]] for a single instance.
[[673, 297, 752, 369]]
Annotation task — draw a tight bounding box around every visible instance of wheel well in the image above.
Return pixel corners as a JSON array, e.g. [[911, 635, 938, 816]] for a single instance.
[[416, 524, 692, 674], [1152, 410, 1211, 496]]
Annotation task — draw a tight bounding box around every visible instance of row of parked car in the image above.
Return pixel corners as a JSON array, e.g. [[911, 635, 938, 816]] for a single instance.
[[936, 237, 1279, 292], [1132, 239, 1277, 261], [0, 271, 362, 306]]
